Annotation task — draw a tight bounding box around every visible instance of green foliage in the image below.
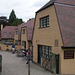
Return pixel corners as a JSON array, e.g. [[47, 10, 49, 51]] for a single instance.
[[11, 18, 23, 26], [9, 10, 16, 23], [9, 9, 23, 26]]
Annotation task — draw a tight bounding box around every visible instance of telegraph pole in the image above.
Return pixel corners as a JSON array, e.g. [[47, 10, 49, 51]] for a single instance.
[[28, 54, 30, 75]]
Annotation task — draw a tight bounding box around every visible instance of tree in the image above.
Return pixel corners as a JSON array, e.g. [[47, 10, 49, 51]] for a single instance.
[[9, 9, 16, 24], [11, 18, 23, 26], [9, 9, 23, 26]]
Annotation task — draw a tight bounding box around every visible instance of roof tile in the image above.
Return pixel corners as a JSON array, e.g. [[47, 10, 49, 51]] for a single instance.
[[1, 26, 17, 39], [17, 18, 34, 41], [55, 0, 75, 6], [55, 3, 75, 47]]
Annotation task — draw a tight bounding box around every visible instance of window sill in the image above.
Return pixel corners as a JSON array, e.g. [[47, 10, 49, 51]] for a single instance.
[[38, 26, 50, 29]]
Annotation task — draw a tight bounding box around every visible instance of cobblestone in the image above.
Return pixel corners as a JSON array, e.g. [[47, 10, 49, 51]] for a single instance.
[[0, 51, 52, 75]]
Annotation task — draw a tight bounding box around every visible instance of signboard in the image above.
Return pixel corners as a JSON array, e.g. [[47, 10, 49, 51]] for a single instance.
[[64, 50, 74, 59]]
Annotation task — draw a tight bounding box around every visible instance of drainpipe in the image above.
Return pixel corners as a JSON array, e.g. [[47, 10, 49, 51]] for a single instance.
[[31, 42, 33, 63]]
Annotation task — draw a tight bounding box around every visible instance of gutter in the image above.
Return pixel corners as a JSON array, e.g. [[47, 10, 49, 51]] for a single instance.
[[62, 46, 75, 49]]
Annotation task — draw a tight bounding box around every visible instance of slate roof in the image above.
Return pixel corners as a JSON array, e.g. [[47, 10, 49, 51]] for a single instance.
[[35, 0, 75, 47], [1, 26, 17, 39]]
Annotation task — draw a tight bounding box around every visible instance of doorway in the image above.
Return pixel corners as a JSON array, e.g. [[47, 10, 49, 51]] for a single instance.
[[38, 45, 41, 64], [22, 41, 26, 49]]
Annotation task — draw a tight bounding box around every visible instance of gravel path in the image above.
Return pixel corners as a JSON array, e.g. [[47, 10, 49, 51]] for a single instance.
[[0, 51, 51, 75]]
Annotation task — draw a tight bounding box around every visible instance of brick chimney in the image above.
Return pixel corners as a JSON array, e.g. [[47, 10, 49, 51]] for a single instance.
[[1, 24, 3, 30]]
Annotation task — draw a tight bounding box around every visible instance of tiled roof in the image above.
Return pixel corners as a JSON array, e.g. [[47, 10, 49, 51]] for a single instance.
[[17, 18, 34, 41], [55, 2, 75, 47], [22, 18, 34, 41], [35, 0, 75, 47], [1, 26, 17, 39], [17, 22, 26, 40], [55, 0, 75, 6], [26, 18, 34, 41], [36, 0, 54, 13]]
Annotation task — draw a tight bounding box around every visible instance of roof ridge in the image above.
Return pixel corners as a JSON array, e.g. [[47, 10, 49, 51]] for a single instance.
[[36, 0, 54, 13], [54, 0, 75, 6]]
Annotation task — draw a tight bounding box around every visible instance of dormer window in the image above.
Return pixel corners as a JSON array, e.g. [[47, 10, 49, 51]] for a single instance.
[[23, 29, 25, 34], [40, 16, 49, 28], [16, 31, 18, 34], [9, 32, 12, 36], [4, 32, 7, 36]]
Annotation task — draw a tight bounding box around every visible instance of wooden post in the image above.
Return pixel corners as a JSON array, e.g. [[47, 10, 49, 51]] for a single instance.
[[28, 55, 30, 75]]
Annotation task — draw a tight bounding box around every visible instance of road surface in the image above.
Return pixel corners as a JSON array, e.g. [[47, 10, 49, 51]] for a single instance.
[[0, 51, 51, 75]]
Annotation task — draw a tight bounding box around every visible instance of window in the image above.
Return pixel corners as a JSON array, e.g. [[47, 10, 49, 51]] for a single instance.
[[15, 40, 18, 45], [40, 16, 49, 28], [49, 47, 51, 55], [64, 50, 74, 59], [22, 29, 25, 34], [9, 32, 12, 36], [42, 46, 45, 57], [4, 32, 7, 36], [13, 33, 14, 36], [22, 41, 26, 48], [39, 45, 52, 59], [16, 31, 18, 34], [22, 41, 25, 46], [46, 46, 48, 55]]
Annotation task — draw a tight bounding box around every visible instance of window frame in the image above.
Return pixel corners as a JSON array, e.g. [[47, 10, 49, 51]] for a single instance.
[[40, 15, 49, 28], [22, 29, 25, 34], [4, 32, 7, 36], [39, 45, 52, 59], [16, 31, 18, 35], [22, 41, 26, 48], [15, 40, 18, 45], [9, 32, 12, 36]]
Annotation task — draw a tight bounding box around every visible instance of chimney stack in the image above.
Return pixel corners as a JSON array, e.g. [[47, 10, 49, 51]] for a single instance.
[[1, 24, 3, 30]]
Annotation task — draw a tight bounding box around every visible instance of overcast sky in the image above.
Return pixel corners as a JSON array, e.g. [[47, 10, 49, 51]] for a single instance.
[[0, 0, 50, 22]]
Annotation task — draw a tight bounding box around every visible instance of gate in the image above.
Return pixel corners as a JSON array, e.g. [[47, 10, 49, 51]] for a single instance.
[[38, 45, 59, 74], [38, 45, 52, 71], [52, 53, 59, 74], [42, 58, 52, 71]]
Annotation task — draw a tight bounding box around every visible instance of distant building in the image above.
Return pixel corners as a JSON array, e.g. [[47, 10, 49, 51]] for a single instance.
[[0, 16, 8, 28], [0, 16, 8, 40], [1, 26, 17, 40], [21, 18, 34, 49], [0, 26, 17, 51], [14, 18, 34, 50], [14, 22, 26, 49], [0, 16, 8, 22]]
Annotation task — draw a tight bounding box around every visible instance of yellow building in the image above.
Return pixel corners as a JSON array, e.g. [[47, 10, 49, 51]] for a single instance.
[[0, 26, 17, 51], [14, 19, 34, 50], [21, 18, 34, 50], [14, 23, 26, 49], [33, 0, 75, 74]]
